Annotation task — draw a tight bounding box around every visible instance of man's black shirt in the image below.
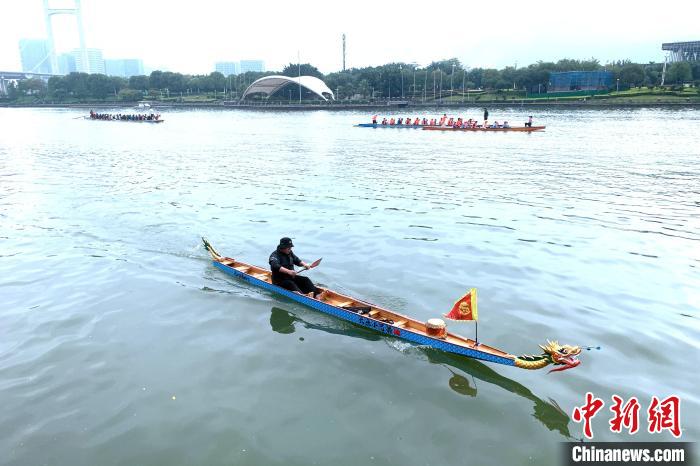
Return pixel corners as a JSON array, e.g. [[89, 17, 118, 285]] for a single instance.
[[269, 249, 302, 283]]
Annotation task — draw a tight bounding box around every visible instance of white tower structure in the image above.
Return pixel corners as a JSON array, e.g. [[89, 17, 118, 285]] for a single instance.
[[43, 0, 89, 75]]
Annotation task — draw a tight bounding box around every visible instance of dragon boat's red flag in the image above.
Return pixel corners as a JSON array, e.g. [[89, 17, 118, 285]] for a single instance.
[[444, 288, 478, 321]]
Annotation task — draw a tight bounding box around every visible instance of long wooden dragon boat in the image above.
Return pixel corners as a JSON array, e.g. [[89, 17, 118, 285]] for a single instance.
[[422, 125, 545, 132], [83, 116, 164, 123], [203, 238, 581, 372]]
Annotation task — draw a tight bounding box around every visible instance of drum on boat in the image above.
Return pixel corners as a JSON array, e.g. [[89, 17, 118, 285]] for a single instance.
[[426, 318, 447, 339]]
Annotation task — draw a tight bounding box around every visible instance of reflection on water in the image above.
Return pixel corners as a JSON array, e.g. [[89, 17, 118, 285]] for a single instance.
[[269, 306, 381, 341], [446, 368, 478, 397], [269, 306, 573, 439], [426, 350, 574, 439]]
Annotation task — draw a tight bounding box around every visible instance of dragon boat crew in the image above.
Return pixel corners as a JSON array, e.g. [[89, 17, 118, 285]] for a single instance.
[[269, 237, 325, 299]]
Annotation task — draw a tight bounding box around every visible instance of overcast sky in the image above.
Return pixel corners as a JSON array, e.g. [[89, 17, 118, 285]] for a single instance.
[[1, 0, 698, 74]]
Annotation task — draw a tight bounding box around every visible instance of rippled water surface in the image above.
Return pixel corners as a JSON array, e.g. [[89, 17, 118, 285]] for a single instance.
[[1, 107, 699, 466]]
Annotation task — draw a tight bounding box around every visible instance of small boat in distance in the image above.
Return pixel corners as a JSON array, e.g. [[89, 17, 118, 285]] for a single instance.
[[202, 238, 581, 373]]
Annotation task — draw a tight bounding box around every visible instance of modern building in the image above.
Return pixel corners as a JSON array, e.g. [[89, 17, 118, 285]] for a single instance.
[[241, 75, 334, 101], [72, 48, 105, 74], [240, 60, 265, 73], [662, 41, 700, 62], [58, 53, 76, 75], [105, 58, 144, 77], [19, 39, 51, 74], [215, 61, 240, 76], [548, 71, 613, 93]]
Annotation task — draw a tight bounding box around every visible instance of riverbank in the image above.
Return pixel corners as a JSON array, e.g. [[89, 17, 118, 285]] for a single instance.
[[3, 100, 700, 110]]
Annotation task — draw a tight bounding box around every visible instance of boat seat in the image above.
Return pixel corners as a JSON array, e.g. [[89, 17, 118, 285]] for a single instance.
[[252, 273, 269, 281], [368, 310, 380, 317], [392, 320, 407, 328], [221, 259, 235, 266], [337, 301, 354, 307]]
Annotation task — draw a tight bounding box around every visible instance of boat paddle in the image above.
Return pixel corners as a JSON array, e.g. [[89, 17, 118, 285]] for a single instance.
[[297, 258, 322, 274]]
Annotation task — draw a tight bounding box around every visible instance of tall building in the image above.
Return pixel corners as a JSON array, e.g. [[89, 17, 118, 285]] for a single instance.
[[72, 48, 105, 74], [58, 53, 76, 75], [105, 58, 144, 77], [19, 39, 51, 74], [215, 61, 240, 76], [240, 60, 265, 73]]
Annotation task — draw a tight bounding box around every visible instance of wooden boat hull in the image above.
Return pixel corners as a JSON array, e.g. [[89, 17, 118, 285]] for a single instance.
[[423, 125, 545, 132], [205, 244, 517, 367], [355, 123, 423, 128]]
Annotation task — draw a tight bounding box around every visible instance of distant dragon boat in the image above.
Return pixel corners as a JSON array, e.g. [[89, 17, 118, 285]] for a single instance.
[[203, 238, 580, 372], [355, 123, 544, 132], [83, 116, 164, 124]]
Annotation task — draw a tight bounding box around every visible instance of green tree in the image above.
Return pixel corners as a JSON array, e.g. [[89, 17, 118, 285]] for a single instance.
[[619, 64, 645, 88], [149, 70, 165, 89], [481, 69, 500, 89], [87, 74, 113, 99], [18, 78, 47, 97], [118, 89, 143, 101], [666, 62, 692, 84], [207, 71, 226, 91], [282, 63, 323, 79], [129, 75, 149, 90], [64, 72, 90, 98]]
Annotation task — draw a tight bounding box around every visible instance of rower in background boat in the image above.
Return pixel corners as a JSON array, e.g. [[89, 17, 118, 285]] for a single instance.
[[525, 115, 533, 127], [269, 237, 324, 299], [372, 115, 378, 124]]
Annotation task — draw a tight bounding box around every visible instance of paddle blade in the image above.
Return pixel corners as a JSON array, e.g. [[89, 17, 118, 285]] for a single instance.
[[309, 258, 322, 268]]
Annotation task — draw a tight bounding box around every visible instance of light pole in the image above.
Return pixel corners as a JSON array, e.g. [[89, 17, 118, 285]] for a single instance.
[[450, 63, 455, 100], [413, 69, 416, 101], [461, 69, 465, 103], [423, 70, 427, 103], [400, 65, 404, 99], [439, 69, 443, 104], [616, 78, 620, 92]]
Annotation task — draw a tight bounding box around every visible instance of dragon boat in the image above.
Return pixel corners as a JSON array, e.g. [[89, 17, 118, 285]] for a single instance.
[[202, 238, 580, 372], [422, 125, 545, 132], [83, 116, 164, 123]]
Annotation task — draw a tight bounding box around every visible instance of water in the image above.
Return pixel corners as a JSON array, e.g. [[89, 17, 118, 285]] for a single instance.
[[1, 107, 698, 466]]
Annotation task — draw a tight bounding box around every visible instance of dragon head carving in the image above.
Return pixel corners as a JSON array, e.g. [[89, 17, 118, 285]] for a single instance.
[[540, 340, 581, 372], [515, 340, 582, 372]]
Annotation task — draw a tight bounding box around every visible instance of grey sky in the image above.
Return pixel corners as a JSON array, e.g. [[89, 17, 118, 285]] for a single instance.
[[1, 0, 698, 74]]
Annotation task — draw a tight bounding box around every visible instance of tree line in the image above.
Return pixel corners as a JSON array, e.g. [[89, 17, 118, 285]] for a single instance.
[[4, 58, 699, 102]]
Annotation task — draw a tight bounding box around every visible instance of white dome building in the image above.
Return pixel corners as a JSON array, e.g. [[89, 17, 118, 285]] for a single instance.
[[241, 75, 335, 101]]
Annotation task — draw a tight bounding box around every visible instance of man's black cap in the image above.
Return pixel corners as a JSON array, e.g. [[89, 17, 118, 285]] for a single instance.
[[278, 237, 294, 249]]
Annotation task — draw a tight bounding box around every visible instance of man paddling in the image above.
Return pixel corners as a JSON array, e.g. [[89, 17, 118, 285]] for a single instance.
[[269, 237, 324, 298]]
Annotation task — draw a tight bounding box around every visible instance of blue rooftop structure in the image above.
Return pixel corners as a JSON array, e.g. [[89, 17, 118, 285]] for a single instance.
[[549, 71, 613, 93]]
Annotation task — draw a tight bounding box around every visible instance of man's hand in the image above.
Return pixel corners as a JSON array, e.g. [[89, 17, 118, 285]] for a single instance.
[[289, 269, 297, 277], [303, 264, 311, 270]]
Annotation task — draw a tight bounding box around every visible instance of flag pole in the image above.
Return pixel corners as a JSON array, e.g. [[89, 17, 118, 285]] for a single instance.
[[475, 321, 479, 346]]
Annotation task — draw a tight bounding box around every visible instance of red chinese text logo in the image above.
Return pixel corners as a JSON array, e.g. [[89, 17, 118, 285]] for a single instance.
[[572, 394, 681, 439]]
